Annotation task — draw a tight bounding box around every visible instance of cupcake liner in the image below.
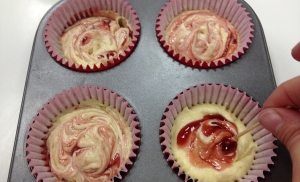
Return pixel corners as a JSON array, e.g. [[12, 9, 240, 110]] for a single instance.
[[25, 85, 140, 181], [45, 0, 140, 72], [160, 83, 276, 182], [156, 0, 254, 68]]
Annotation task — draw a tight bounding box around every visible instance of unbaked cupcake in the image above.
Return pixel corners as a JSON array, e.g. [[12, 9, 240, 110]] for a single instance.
[[160, 83, 276, 182], [45, 0, 140, 72], [156, 0, 253, 68], [25, 85, 140, 181]]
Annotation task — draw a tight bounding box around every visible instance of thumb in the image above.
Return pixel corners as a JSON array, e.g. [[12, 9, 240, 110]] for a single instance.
[[258, 108, 300, 182], [292, 42, 300, 61]]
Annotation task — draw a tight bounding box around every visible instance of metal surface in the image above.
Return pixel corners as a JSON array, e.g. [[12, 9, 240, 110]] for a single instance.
[[8, 0, 292, 181]]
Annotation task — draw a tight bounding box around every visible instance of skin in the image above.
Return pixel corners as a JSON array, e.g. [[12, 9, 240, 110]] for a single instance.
[[292, 42, 300, 61], [258, 41, 300, 182]]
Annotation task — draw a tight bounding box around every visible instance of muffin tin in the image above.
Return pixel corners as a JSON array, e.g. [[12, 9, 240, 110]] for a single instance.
[[8, 0, 292, 181]]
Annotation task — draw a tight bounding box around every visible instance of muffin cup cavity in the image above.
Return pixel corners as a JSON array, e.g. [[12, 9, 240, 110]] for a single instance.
[[160, 83, 276, 182], [25, 85, 140, 181], [156, 0, 253, 68], [45, 0, 140, 72]]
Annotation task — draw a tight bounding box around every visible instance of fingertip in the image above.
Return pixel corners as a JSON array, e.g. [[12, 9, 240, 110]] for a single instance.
[[258, 109, 283, 135], [292, 42, 300, 61]]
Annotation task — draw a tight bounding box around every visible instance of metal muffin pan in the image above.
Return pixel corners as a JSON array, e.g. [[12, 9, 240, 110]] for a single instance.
[[8, 0, 292, 181]]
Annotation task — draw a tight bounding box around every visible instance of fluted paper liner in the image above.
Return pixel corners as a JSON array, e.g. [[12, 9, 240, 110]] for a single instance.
[[156, 0, 254, 68], [25, 85, 140, 181], [160, 83, 276, 182], [45, 0, 140, 72]]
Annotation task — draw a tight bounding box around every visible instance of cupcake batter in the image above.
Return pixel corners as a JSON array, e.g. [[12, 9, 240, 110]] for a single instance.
[[165, 10, 238, 63], [171, 104, 256, 182], [60, 11, 132, 68], [47, 100, 132, 182]]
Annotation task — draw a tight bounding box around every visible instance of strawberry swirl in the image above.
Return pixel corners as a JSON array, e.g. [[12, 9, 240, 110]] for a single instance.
[[60, 12, 132, 69], [46, 104, 132, 182], [171, 104, 257, 181], [177, 114, 238, 171], [165, 10, 238, 63]]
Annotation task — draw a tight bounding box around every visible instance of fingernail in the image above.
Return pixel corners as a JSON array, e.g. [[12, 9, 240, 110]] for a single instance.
[[259, 109, 283, 134]]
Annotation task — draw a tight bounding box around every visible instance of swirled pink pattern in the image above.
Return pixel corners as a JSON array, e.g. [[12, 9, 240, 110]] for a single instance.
[[47, 107, 132, 181], [165, 10, 238, 63], [177, 114, 237, 170], [60, 13, 132, 68]]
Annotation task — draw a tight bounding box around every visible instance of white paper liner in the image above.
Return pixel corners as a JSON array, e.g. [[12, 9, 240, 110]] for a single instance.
[[25, 85, 140, 182], [156, 0, 254, 68], [45, 0, 140, 72], [160, 83, 277, 182]]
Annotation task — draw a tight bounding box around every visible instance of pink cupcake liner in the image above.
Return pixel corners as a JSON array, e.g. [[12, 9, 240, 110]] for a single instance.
[[25, 85, 140, 182], [160, 83, 277, 182], [156, 0, 254, 68], [45, 0, 140, 72]]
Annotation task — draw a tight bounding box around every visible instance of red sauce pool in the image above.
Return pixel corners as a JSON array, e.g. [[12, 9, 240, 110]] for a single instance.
[[177, 114, 238, 170]]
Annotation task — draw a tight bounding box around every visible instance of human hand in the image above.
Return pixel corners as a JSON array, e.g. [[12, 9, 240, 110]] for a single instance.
[[292, 42, 300, 61], [258, 42, 300, 182]]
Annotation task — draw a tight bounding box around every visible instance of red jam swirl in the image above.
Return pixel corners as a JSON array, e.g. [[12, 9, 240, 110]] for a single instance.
[[177, 114, 237, 170], [60, 15, 132, 68], [165, 10, 238, 63], [47, 107, 132, 181]]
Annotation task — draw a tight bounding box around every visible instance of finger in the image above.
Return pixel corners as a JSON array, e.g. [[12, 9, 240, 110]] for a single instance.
[[263, 75, 300, 109], [292, 42, 300, 61], [258, 108, 300, 182]]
